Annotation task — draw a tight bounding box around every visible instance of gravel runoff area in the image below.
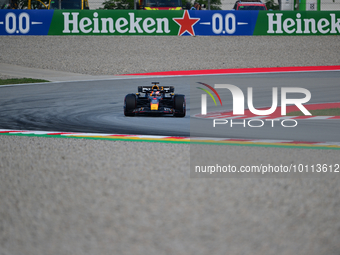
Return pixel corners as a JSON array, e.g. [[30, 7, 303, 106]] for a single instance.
[[1, 36, 340, 255], [0, 36, 340, 76], [0, 74, 18, 80]]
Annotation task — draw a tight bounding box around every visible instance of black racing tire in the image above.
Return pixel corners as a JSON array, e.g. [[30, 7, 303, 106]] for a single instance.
[[173, 94, 186, 117], [124, 94, 136, 116]]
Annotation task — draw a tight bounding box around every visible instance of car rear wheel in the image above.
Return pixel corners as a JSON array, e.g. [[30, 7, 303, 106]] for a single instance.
[[124, 94, 136, 116], [173, 94, 186, 117]]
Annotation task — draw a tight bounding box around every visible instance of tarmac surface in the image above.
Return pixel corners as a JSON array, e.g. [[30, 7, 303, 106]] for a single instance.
[[1, 71, 340, 142]]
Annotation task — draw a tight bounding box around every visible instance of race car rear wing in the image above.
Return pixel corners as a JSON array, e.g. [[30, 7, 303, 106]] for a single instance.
[[138, 86, 175, 93]]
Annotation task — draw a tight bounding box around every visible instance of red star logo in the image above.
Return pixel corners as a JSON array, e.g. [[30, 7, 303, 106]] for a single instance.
[[173, 11, 200, 36]]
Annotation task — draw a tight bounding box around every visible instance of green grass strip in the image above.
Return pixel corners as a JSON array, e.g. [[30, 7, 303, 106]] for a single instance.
[[0, 133, 190, 144], [1, 132, 340, 150], [0, 78, 50, 85], [287, 108, 340, 116]]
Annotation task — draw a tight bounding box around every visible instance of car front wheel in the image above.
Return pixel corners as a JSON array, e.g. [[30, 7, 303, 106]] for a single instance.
[[173, 94, 186, 117], [124, 94, 136, 116]]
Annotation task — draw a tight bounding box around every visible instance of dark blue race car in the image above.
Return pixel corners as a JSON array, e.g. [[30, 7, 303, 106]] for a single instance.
[[124, 82, 186, 117]]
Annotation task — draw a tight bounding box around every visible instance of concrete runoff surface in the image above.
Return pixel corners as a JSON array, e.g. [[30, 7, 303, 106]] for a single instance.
[[1, 36, 340, 255]]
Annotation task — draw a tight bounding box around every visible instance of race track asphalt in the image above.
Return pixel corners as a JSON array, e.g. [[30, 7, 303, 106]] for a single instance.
[[1, 71, 339, 142]]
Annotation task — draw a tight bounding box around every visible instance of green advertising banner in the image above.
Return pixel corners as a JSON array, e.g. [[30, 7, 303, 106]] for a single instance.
[[1, 10, 339, 36], [254, 11, 340, 35], [48, 10, 183, 35]]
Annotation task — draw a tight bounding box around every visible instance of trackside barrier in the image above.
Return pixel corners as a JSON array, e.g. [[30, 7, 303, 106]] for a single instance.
[[1, 10, 340, 36]]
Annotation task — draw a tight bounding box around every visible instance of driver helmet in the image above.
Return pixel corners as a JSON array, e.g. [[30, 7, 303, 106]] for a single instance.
[[152, 84, 159, 90]]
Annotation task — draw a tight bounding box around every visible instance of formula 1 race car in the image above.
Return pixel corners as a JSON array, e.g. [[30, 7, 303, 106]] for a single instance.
[[124, 82, 186, 117]]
